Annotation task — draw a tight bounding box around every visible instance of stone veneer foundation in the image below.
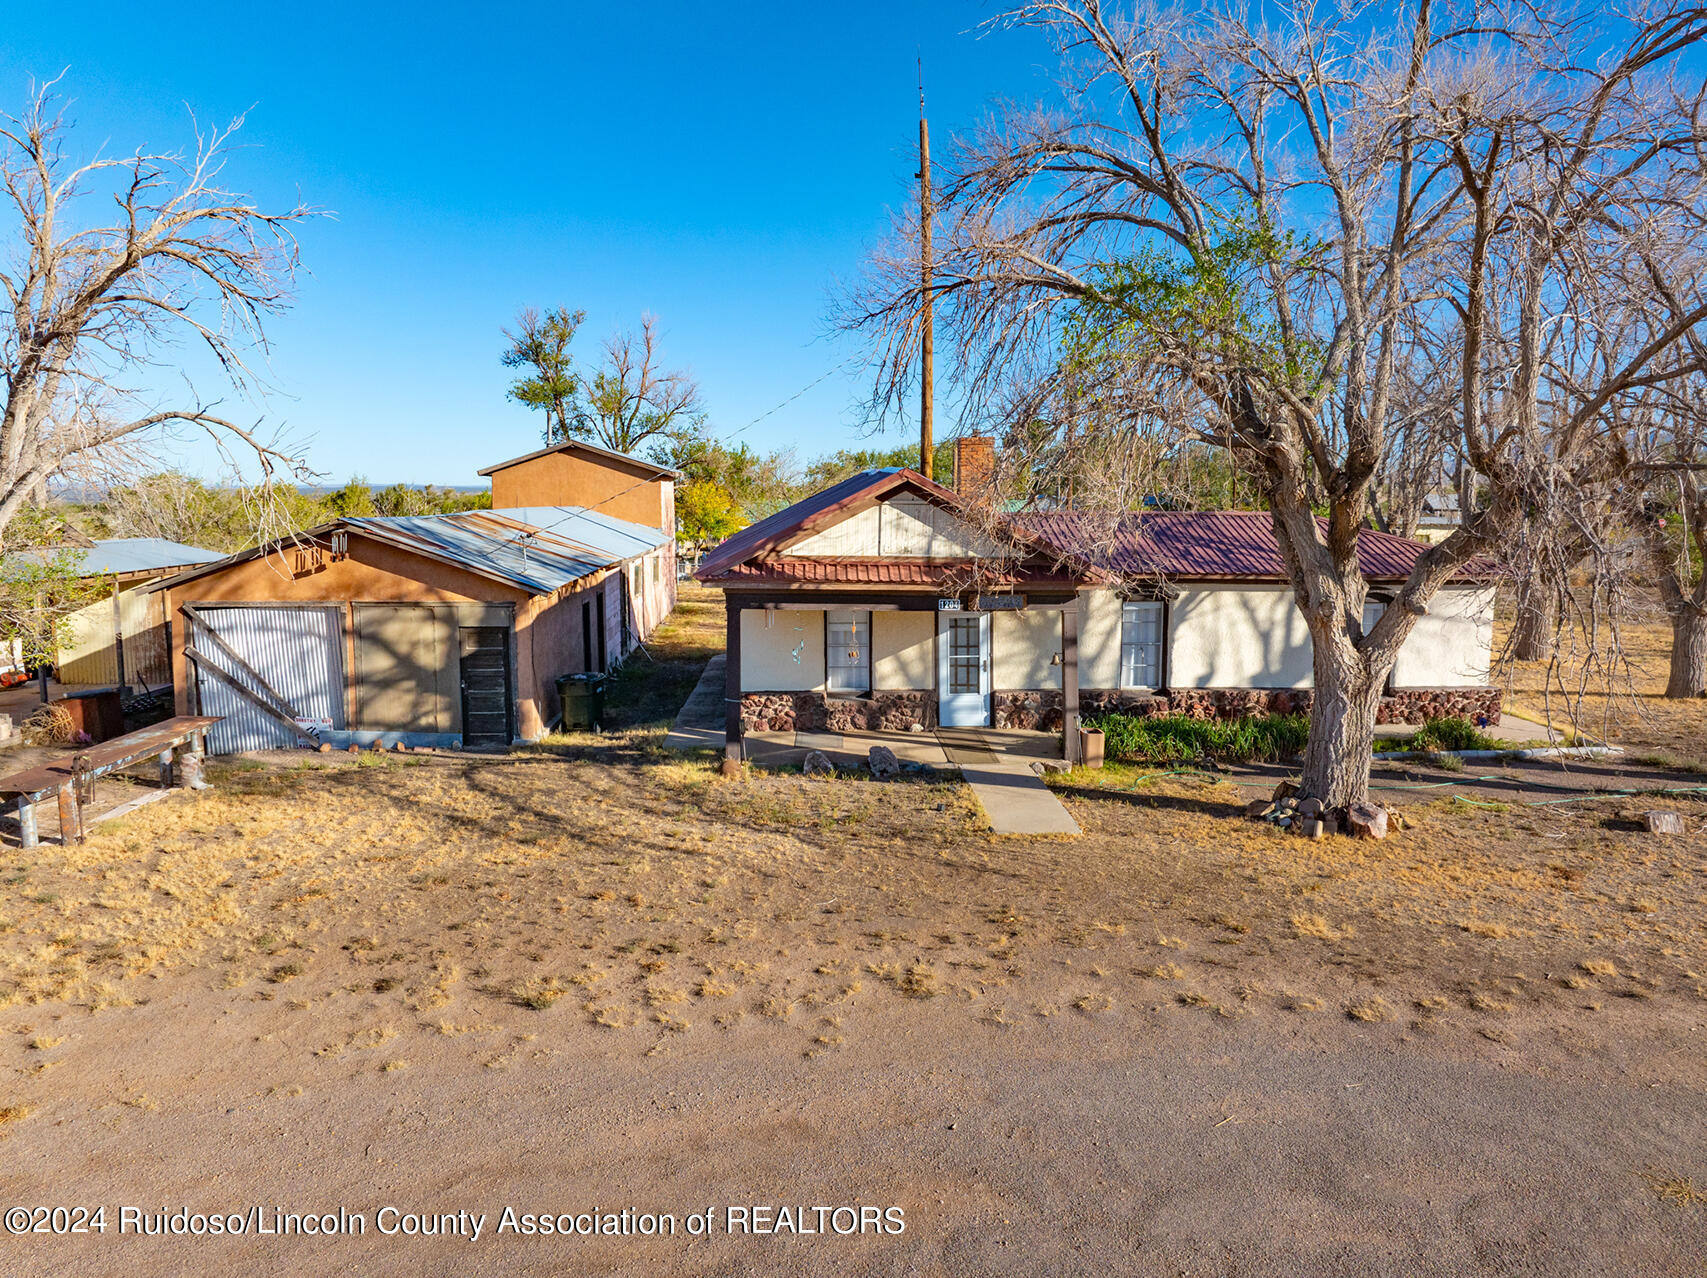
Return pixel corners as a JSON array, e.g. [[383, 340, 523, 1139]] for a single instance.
[[743, 686, 1502, 735], [1003, 686, 1503, 731], [741, 691, 935, 733]]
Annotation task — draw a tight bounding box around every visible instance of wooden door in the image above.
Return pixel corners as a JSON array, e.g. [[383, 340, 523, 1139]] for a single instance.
[[458, 627, 511, 748]]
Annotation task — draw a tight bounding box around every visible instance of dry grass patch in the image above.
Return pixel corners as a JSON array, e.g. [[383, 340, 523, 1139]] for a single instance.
[[1346, 995, 1394, 1023], [1500, 609, 1707, 769], [1136, 962, 1187, 980], [1580, 959, 1620, 977], [511, 976, 570, 1010], [1641, 1171, 1706, 1207], [1460, 921, 1515, 939], [1467, 993, 1515, 1013], [1291, 914, 1354, 942]]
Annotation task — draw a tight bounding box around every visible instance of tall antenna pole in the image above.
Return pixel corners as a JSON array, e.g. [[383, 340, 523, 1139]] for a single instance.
[[917, 64, 935, 481]]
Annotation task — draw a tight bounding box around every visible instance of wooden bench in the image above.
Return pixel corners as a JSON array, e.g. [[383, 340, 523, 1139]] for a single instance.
[[0, 716, 220, 848]]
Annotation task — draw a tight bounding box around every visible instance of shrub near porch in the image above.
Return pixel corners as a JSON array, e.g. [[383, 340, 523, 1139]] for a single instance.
[[1090, 712, 1311, 764]]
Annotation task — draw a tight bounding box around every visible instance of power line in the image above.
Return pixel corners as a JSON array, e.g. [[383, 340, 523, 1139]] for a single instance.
[[717, 356, 858, 443]]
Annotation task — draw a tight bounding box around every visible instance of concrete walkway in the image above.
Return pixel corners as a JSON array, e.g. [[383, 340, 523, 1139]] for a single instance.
[[961, 759, 1082, 836], [660, 655, 725, 752]]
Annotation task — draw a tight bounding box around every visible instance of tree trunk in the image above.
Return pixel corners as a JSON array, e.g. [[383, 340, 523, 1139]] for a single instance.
[[1510, 586, 1556, 662], [1666, 605, 1707, 699], [1300, 634, 1387, 809]]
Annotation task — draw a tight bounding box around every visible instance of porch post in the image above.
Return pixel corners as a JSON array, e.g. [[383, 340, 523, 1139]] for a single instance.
[[1062, 597, 1081, 764], [722, 596, 743, 776]]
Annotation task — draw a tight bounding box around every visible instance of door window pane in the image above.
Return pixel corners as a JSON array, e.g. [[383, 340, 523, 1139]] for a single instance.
[[1120, 601, 1164, 689], [947, 616, 981, 694], [826, 610, 871, 692]]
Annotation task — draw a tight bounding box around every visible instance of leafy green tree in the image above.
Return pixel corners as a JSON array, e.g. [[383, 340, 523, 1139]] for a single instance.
[[502, 307, 585, 442], [97, 472, 325, 553], [659, 438, 802, 520], [324, 478, 376, 518], [0, 507, 107, 673]]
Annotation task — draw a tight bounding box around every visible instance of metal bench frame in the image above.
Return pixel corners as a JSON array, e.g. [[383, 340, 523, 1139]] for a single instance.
[[1, 716, 220, 848]]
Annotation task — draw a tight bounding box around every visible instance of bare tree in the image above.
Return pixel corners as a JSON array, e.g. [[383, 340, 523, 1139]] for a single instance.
[[840, 0, 1707, 809], [577, 314, 705, 455], [1612, 375, 1707, 697], [0, 83, 314, 547]]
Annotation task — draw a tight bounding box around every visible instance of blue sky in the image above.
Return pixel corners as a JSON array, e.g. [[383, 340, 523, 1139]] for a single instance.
[[2, 3, 1051, 487]]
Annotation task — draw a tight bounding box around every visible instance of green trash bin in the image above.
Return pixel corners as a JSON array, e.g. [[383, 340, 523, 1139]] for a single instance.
[[556, 672, 608, 731]]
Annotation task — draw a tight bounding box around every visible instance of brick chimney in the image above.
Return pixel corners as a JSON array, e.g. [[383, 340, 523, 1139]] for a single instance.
[[952, 435, 996, 499]]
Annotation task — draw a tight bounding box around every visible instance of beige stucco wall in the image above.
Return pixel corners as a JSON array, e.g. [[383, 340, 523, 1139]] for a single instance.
[[741, 609, 825, 691], [1170, 587, 1314, 688], [873, 611, 933, 689], [730, 584, 1494, 698], [1082, 583, 1495, 690], [488, 451, 673, 532], [1080, 590, 1124, 689], [993, 609, 1062, 689], [784, 497, 999, 558], [1392, 586, 1495, 687]]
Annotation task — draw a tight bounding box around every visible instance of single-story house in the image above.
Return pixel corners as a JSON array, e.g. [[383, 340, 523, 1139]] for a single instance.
[[696, 439, 1498, 766], [149, 442, 679, 755]]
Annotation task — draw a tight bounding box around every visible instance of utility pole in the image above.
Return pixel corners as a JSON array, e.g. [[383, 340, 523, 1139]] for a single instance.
[[917, 73, 935, 481]]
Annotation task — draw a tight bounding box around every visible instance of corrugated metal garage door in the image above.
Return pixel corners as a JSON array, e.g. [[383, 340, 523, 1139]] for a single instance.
[[189, 605, 346, 754]]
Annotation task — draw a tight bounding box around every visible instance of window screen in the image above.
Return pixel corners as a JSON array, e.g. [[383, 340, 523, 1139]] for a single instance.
[[946, 615, 982, 694], [1120, 601, 1164, 689], [826, 610, 871, 693]]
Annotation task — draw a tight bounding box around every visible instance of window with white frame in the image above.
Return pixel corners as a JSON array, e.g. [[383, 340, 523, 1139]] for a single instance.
[[1363, 596, 1386, 638], [826, 610, 872, 693], [1120, 600, 1165, 689]]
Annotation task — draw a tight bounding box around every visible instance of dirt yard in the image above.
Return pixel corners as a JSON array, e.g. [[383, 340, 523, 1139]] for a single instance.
[[1499, 605, 1707, 770], [0, 589, 1703, 1275]]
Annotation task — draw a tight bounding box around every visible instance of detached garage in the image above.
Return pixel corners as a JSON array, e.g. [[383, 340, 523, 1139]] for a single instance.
[[153, 506, 674, 753]]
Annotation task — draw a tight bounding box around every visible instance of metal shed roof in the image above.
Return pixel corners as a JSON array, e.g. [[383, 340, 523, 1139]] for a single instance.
[[6, 537, 221, 578], [145, 506, 669, 599], [340, 506, 668, 596]]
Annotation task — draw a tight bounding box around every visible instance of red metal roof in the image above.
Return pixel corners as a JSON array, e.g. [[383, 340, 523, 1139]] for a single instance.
[[696, 476, 1495, 588], [1015, 511, 1492, 582], [709, 558, 1085, 587]]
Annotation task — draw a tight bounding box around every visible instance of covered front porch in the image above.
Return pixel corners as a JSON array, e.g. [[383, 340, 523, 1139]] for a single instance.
[[717, 589, 1087, 773]]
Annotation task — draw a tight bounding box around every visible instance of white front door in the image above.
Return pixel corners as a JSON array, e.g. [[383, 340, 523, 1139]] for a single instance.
[[937, 612, 991, 727]]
